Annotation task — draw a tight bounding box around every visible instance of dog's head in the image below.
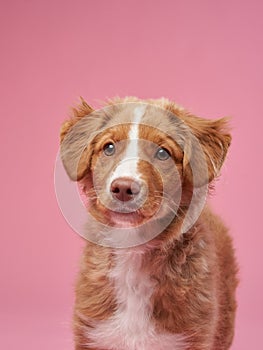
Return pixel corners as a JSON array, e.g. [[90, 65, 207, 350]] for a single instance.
[[60, 97, 231, 237]]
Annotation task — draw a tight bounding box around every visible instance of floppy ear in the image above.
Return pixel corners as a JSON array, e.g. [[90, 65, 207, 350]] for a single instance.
[[60, 97, 94, 144], [60, 98, 104, 181], [181, 115, 231, 187]]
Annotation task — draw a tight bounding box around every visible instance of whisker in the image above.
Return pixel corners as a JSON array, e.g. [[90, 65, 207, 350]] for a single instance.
[[152, 194, 186, 219]]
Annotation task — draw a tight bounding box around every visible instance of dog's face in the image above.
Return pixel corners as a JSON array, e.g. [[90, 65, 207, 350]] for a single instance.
[[60, 98, 231, 237], [85, 107, 184, 228]]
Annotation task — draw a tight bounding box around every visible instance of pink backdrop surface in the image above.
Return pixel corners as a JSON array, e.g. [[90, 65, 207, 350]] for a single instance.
[[1, 0, 262, 348]]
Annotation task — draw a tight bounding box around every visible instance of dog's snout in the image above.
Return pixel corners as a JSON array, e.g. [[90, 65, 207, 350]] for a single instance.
[[110, 177, 141, 202]]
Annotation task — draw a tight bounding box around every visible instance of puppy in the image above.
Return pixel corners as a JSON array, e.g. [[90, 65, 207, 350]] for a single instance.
[[60, 97, 238, 350]]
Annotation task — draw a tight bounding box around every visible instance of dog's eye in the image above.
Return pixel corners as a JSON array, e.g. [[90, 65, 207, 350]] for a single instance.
[[155, 147, 171, 161], [103, 142, 115, 156]]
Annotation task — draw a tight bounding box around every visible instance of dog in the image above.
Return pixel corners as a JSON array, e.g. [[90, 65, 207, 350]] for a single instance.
[[60, 97, 238, 350]]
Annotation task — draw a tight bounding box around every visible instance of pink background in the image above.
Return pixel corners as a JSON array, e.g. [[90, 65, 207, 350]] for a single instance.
[[1, 0, 262, 348]]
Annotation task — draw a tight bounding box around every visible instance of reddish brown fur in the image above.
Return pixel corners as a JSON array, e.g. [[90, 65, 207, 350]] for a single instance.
[[60, 97, 238, 350], [73, 244, 116, 347], [149, 208, 238, 349]]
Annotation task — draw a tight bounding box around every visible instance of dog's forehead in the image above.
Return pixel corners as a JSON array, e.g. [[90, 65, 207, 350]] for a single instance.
[[103, 102, 174, 135]]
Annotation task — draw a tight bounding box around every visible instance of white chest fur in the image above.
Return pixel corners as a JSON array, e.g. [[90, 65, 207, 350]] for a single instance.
[[84, 250, 186, 350]]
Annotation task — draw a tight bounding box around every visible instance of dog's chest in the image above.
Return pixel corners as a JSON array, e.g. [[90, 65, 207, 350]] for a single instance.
[[85, 251, 186, 350]]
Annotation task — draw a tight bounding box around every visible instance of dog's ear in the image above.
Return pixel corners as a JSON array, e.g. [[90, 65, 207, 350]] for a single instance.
[[181, 115, 231, 187], [60, 98, 103, 181], [60, 97, 94, 143]]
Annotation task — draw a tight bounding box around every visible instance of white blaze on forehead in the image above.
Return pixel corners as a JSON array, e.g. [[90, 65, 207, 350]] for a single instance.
[[109, 105, 146, 183], [129, 105, 146, 140]]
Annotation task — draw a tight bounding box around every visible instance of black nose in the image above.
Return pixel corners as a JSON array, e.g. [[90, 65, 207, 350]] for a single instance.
[[110, 177, 141, 202]]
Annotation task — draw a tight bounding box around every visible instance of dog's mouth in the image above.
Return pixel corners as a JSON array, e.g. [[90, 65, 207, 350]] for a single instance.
[[93, 198, 160, 228], [105, 209, 146, 227]]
